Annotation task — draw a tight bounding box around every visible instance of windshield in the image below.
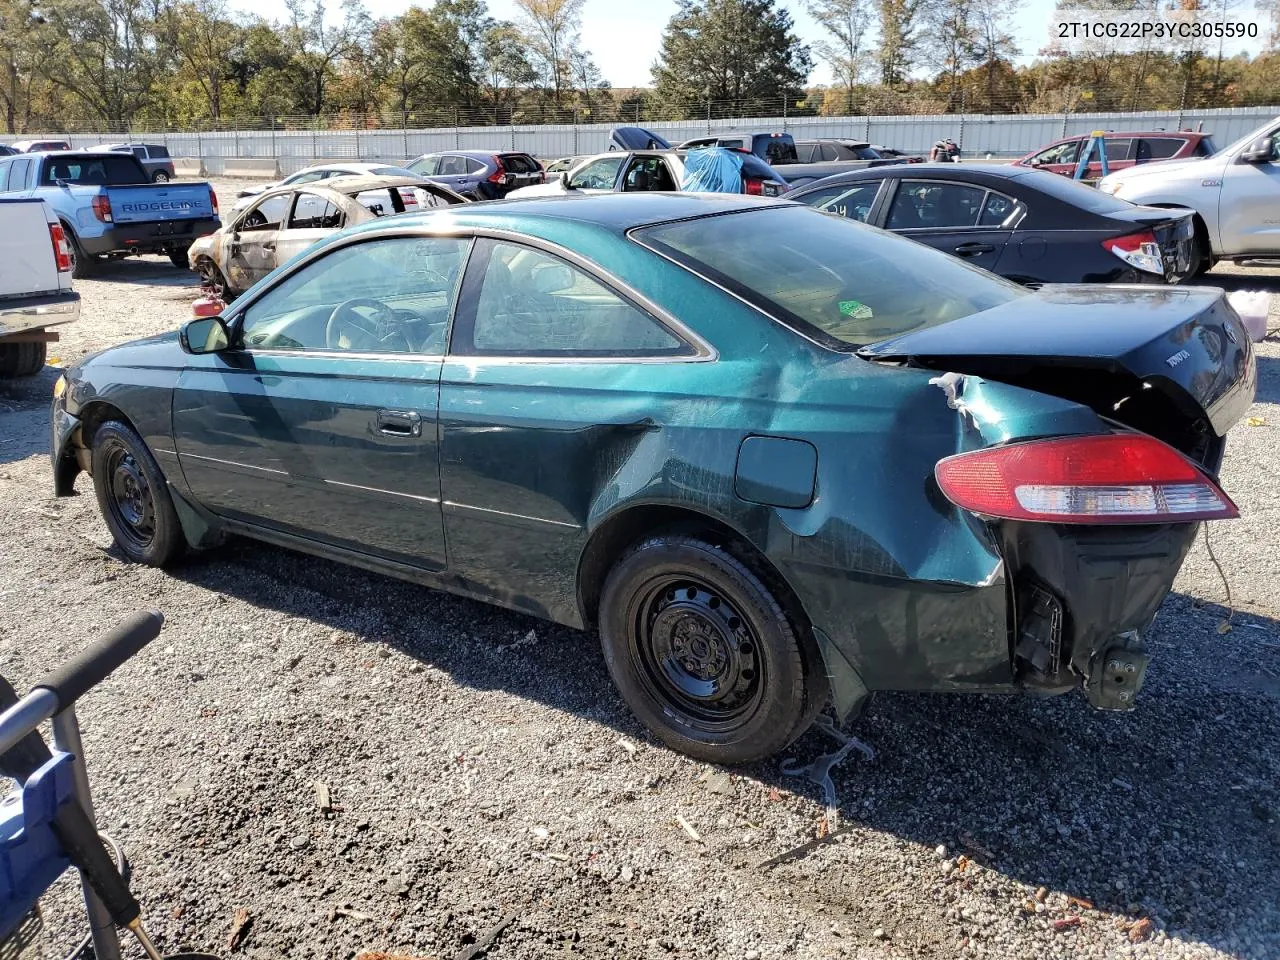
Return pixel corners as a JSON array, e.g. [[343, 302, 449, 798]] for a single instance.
[[1212, 120, 1279, 159], [635, 206, 1027, 349], [40, 154, 146, 186], [371, 166, 420, 177]]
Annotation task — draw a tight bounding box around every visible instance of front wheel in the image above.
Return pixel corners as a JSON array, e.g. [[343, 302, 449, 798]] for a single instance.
[[0, 342, 46, 378], [598, 536, 820, 763], [90, 420, 185, 566]]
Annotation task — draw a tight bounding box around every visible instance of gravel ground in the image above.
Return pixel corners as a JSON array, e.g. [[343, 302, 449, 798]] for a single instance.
[[1, 198, 1278, 960]]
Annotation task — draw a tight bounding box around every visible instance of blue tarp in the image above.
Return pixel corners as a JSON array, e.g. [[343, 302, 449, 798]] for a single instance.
[[680, 148, 743, 193]]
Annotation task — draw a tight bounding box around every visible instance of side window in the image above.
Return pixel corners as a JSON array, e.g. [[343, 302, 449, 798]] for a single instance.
[[979, 192, 1017, 226], [623, 157, 675, 191], [465, 157, 487, 175], [410, 155, 439, 175], [1137, 138, 1183, 160], [567, 156, 624, 189], [799, 182, 880, 222], [287, 193, 343, 230], [238, 194, 290, 231], [1102, 137, 1133, 161], [288, 170, 326, 185], [150, 145, 169, 159], [239, 236, 470, 354], [130, 146, 146, 159], [886, 181, 986, 229], [9, 158, 30, 189], [454, 240, 688, 357], [436, 155, 466, 175], [0, 161, 10, 192]]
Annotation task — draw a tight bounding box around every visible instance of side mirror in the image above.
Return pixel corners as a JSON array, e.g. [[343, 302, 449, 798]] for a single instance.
[[180, 316, 230, 354], [559, 171, 571, 187], [1241, 136, 1274, 164]]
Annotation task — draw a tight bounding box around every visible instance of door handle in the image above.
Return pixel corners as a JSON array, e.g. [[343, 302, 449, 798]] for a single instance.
[[376, 409, 422, 437], [261, 240, 276, 251], [954, 242, 995, 256]]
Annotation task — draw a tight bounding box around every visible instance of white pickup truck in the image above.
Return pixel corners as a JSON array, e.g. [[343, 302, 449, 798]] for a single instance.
[[0, 197, 78, 378], [1098, 114, 1280, 275]]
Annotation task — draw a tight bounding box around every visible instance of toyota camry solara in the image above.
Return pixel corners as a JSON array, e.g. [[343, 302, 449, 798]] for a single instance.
[[51, 194, 1256, 763]]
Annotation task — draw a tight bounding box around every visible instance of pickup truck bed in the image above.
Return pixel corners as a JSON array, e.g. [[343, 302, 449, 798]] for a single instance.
[[0, 197, 78, 378]]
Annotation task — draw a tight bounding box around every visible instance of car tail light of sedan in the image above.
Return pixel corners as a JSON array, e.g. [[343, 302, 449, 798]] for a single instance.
[[745, 178, 786, 197], [210, 188, 219, 216], [48, 222, 72, 272], [488, 157, 513, 186], [1102, 229, 1164, 275], [935, 433, 1238, 524]]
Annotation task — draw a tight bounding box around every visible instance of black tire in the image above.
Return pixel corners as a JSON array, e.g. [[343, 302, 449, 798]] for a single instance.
[[598, 536, 818, 763], [169, 248, 190, 270], [153, 170, 170, 182], [90, 420, 185, 566], [0, 341, 46, 378], [65, 227, 96, 279]]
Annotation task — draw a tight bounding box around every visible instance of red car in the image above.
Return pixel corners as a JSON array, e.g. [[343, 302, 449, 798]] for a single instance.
[[1012, 131, 1217, 180]]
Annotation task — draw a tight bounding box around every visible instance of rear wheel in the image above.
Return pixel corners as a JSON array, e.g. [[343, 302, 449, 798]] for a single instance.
[[65, 227, 97, 279], [169, 249, 190, 270], [598, 536, 818, 763], [152, 170, 170, 182], [0, 341, 46, 378], [90, 420, 185, 566]]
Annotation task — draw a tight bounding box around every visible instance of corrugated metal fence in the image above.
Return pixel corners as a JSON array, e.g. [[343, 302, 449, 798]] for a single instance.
[[6, 106, 1276, 176]]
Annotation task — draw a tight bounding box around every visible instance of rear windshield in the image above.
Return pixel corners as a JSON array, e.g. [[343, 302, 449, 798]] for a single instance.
[[853, 145, 880, 160], [148, 145, 170, 158], [1016, 169, 1136, 213], [501, 154, 540, 173], [739, 154, 781, 181], [1195, 136, 1218, 156], [634, 206, 1026, 349], [40, 154, 146, 185]]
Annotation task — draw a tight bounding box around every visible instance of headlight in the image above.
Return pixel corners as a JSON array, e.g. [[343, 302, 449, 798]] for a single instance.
[[53, 374, 66, 400]]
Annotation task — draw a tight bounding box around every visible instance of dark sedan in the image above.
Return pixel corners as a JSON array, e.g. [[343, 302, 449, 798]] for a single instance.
[[51, 195, 1254, 763], [787, 164, 1199, 285]]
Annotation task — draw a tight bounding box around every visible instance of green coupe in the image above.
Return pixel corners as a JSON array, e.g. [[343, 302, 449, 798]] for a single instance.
[[52, 194, 1255, 762]]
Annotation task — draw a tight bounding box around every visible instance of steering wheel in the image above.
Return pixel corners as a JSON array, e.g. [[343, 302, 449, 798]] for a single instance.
[[325, 298, 408, 352]]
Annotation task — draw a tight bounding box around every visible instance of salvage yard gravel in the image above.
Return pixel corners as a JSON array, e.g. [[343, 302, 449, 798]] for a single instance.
[[2, 198, 1277, 959]]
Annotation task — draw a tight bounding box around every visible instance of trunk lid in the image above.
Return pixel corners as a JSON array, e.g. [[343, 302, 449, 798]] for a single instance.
[[859, 284, 1255, 458], [1105, 204, 1197, 280], [610, 126, 673, 151], [105, 182, 216, 224]]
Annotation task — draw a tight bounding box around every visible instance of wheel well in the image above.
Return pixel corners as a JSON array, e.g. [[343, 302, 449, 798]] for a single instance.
[[77, 400, 132, 446], [576, 505, 812, 640], [1146, 204, 1211, 246]]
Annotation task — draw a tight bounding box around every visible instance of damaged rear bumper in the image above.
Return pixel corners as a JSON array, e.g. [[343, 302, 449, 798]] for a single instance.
[[1001, 521, 1199, 709]]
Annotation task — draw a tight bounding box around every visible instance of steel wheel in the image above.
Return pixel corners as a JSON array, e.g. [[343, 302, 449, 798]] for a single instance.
[[101, 438, 156, 552], [628, 575, 766, 732]]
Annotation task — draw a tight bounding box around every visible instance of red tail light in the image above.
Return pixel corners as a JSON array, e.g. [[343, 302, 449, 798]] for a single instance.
[[91, 195, 112, 223], [744, 177, 764, 196], [48, 222, 72, 272], [488, 157, 510, 185], [210, 188, 219, 216], [1102, 229, 1163, 275], [934, 434, 1238, 524]]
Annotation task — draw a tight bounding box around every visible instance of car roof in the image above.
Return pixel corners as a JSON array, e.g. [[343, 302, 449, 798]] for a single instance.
[[323, 174, 450, 194], [797, 162, 1028, 183], [346, 192, 784, 237], [1051, 131, 1206, 141]]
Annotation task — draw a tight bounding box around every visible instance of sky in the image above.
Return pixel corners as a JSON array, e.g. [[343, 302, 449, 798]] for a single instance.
[[235, 0, 1267, 89]]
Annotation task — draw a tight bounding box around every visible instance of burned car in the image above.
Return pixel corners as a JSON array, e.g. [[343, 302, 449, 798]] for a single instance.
[[53, 195, 1254, 764], [189, 175, 465, 296]]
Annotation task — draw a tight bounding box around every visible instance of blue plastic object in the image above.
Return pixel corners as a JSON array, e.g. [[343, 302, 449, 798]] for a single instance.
[[680, 148, 744, 193], [1072, 131, 1111, 181], [0, 751, 75, 940]]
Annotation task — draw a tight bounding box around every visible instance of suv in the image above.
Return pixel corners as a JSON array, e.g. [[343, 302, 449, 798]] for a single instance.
[[1013, 131, 1216, 180], [97, 143, 177, 181], [407, 151, 544, 200]]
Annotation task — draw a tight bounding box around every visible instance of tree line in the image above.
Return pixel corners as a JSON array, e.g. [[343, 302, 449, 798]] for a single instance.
[[0, 0, 1276, 133]]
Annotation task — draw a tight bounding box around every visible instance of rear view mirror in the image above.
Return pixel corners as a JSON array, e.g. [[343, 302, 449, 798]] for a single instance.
[[1241, 136, 1275, 164], [180, 316, 230, 354]]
